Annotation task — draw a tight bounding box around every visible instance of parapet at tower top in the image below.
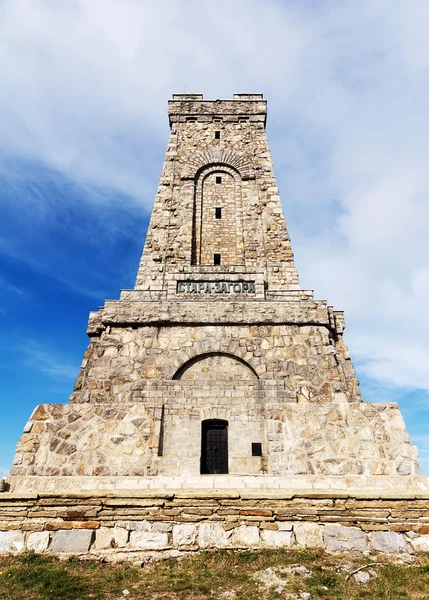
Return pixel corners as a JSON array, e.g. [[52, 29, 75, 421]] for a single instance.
[[168, 93, 267, 126], [171, 93, 264, 100]]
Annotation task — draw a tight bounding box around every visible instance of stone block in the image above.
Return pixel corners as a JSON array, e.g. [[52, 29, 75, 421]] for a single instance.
[[324, 525, 368, 552], [93, 527, 129, 550], [410, 535, 429, 552], [230, 525, 259, 547], [172, 524, 197, 546], [261, 529, 294, 548], [50, 530, 93, 553], [27, 531, 50, 552], [129, 531, 169, 550], [199, 523, 229, 548], [127, 521, 152, 531], [293, 522, 324, 548], [0, 531, 25, 553], [353, 570, 372, 583], [153, 522, 173, 532], [239, 509, 272, 517], [405, 531, 419, 539], [371, 531, 409, 553], [397, 460, 413, 475]]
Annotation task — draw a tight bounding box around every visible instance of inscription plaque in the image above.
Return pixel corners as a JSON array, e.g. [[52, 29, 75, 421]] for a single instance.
[[177, 281, 255, 294]]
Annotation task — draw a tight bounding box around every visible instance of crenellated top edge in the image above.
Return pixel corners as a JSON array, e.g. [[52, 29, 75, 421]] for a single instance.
[[168, 94, 267, 125], [171, 93, 264, 101]]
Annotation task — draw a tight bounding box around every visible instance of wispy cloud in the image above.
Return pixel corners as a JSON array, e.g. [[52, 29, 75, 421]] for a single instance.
[[0, 272, 25, 313], [0, 274, 24, 297], [20, 340, 80, 380], [0, 162, 145, 300], [413, 436, 429, 476]]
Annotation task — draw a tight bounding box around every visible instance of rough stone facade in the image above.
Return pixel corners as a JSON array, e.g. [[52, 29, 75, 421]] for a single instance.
[[3, 94, 428, 556], [10, 400, 421, 480]]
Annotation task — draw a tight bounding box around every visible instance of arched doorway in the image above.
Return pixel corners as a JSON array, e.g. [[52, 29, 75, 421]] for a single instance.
[[201, 419, 228, 474]]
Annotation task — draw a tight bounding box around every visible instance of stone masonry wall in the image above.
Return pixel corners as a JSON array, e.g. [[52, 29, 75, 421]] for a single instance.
[[10, 404, 161, 478], [135, 94, 300, 292], [2, 491, 429, 559], [10, 400, 420, 478], [70, 323, 360, 405]]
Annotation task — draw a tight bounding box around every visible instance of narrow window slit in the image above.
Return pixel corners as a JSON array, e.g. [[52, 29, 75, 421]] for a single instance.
[[216, 176, 222, 184], [215, 207, 222, 219], [214, 253, 221, 265], [215, 131, 220, 139], [252, 443, 262, 457]]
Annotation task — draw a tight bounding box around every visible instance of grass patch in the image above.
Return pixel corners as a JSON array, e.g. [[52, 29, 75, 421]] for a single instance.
[[0, 550, 139, 600], [2, 551, 96, 600], [1, 549, 429, 599]]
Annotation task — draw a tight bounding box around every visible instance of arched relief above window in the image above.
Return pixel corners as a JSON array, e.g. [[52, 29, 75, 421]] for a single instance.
[[173, 352, 259, 381], [180, 146, 255, 180]]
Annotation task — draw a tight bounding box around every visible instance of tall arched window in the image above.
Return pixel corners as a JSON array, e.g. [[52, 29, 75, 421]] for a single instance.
[[192, 165, 244, 265]]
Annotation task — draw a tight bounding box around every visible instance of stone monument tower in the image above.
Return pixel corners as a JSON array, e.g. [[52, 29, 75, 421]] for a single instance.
[[8, 93, 425, 493]]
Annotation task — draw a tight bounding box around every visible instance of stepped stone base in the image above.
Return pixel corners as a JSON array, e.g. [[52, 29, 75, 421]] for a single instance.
[[2, 489, 429, 559]]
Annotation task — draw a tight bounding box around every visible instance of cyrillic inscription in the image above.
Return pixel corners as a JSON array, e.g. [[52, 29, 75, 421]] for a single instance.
[[177, 281, 255, 294]]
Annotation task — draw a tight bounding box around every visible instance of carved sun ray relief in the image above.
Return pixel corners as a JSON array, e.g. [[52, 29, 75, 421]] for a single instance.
[[2, 94, 429, 559]]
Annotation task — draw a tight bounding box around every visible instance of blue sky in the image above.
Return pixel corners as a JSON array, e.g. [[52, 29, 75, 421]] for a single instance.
[[1, 0, 429, 476]]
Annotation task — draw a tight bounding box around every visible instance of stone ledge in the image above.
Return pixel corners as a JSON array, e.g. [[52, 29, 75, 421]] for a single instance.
[[94, 300, 330, 328], [0, 493, 39, 500], [6, 474, 429, 495], [2, 489, 429, 502]]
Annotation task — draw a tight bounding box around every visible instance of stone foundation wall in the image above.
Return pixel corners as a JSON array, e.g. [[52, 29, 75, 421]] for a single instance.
[[1, 491, 429, 559]]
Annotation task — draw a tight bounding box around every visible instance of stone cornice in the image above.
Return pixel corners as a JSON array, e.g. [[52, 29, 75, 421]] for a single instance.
[[86, 300, 331, 335]]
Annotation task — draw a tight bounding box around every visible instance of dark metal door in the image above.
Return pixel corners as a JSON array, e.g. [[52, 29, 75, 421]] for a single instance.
[[201, 420, 228, 474]]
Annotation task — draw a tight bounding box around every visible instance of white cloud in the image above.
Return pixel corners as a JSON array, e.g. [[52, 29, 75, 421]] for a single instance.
[[413, 436, 429, 477], [0, 273, 24, 296], [20, 340, 80, 380], [1, 0, 429, 396]]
